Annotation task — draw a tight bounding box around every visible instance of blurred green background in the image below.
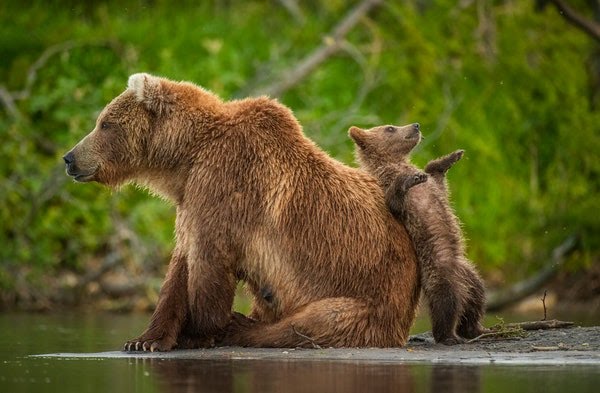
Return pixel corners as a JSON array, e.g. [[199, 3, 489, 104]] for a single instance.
[[0, 0, 598, 311]]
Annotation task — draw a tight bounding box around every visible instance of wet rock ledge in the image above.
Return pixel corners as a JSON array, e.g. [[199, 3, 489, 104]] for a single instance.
[[36, 326, 600, 365]]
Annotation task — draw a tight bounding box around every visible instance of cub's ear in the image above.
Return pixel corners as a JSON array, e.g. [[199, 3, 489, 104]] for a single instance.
[[127, 73, 172, 114], [348, 126, 367, 149]]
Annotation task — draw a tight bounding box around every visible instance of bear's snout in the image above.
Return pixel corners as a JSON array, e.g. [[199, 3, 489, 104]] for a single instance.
[[63, 150, 78, 176], [63, 151, 75, 165], [63, 149, 96, 182]]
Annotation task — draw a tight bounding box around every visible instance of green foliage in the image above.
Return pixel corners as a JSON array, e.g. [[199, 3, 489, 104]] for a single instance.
[[0, 0, 598, 292]]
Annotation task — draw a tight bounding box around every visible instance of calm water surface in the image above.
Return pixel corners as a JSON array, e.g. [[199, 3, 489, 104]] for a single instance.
[[0, 312, 598, 393]]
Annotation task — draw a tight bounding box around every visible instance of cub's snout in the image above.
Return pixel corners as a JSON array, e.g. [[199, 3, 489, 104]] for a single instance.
[[404, 123, 421, 139]]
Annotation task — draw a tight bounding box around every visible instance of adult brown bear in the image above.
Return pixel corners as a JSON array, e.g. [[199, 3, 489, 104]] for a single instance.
[[63, 73, 420, 350]]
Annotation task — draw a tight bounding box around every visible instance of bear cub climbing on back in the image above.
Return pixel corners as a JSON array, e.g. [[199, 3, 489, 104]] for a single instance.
[[349, 123, 487, 345]]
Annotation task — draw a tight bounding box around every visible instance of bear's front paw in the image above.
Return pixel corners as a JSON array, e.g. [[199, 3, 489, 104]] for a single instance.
[[123, 334, 177, 352]]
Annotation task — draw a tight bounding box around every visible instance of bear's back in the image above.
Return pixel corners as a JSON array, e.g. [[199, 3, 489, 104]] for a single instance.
[[188, 95, 417, 305]]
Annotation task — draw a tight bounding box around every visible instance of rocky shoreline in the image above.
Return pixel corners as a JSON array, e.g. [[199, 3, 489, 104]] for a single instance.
[[36, 326, 600, 365]]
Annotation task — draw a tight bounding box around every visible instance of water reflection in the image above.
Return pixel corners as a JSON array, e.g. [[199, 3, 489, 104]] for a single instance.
[[147, 358, 481, 393], [431, 365, 480, 393], [2, 312, 598, 393]]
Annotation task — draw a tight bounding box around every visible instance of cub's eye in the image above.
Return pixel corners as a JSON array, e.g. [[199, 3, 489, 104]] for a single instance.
[[385, 126, 395, 133], [100, 121, 109, 130]]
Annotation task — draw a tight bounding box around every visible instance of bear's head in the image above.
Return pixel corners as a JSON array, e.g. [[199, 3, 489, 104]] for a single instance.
[[349, 123, 421, 167], [63, 73, 222, 195]]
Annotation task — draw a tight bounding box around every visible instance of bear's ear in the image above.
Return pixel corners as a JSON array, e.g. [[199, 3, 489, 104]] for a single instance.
[[127, 73, 171, 114], [349, 126, 367, 150]]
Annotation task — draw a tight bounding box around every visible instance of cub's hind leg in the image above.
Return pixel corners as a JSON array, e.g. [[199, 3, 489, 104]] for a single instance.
[[423, 263, 466, 345], [427, 289, 465, 345], [456, 262, 487, 339]]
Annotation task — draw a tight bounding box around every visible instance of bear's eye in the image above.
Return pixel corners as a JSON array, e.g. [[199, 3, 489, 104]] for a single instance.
[[385, 126, 395, 133], [100, 121, 110, 130]]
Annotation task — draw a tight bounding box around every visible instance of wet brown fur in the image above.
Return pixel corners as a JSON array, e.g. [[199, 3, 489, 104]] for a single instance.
[[63, 74, 420, 350], [349, 124, 486, 344]]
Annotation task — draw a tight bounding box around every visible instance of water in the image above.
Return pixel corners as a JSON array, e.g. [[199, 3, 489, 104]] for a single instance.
[[0, 312, 599, 393]]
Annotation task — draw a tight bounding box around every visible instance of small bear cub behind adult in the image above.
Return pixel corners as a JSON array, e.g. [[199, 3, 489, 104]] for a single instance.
[[349, 124, 486, 344]]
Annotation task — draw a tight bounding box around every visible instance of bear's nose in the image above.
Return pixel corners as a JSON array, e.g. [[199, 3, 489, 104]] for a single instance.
[[63, 151, 75, 165], [413, 123, 420, 131]]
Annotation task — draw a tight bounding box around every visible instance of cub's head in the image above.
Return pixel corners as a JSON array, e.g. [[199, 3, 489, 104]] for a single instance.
[[63, 73, 220, 189], [349, 123, 421, 168]]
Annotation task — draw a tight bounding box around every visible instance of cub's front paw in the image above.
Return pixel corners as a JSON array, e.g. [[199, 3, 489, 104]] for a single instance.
[[403, 173, 428, 190]]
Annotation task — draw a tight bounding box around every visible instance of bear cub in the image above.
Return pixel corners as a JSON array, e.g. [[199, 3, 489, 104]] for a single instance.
[[349, 123, 486, 344]]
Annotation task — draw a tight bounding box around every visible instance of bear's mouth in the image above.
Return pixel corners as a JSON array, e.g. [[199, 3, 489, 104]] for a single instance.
[[67, 168, 98, 182], [404, 129, 422, 141], [73, 173, 96, 182]]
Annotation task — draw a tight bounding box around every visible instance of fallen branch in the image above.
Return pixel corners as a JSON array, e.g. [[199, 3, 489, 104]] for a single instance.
[[531, 344, 567, 351], [485, 234, 579, 311], [16, 41, 79, 101], [257, 0, 382, 97], [0, 40, 125, 118], [2, 40, 81, 113], [536, 0, 600, 43], [75, 211, 151, 291], [100, 279, 143, 298], [77, 251, 123, 289], [504, 319, 574, 331], [277, 0, 305, 25], [291, 325, 322, 349], [467, 319, 574, 343], [0, 85, 22, 120], [541, 290, 548, 320], [467, 328, 525, 343]]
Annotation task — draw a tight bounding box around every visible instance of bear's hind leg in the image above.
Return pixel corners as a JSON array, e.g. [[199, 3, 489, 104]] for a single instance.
[[221, 297, 407, 348]]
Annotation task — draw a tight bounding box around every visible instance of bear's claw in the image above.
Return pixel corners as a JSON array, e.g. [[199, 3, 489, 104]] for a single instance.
[[123, 335, 176, 352], [402, 173, 428, 191]]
